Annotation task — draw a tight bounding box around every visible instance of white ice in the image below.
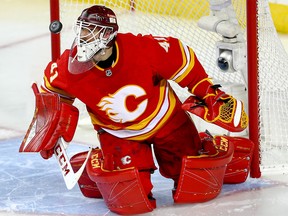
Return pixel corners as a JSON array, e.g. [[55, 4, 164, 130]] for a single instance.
[[1, 0, 288, 216]]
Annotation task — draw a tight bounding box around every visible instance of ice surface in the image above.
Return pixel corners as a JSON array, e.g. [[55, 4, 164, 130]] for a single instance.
[[1, 135, 288, 216], [1, 0, 288, 215]]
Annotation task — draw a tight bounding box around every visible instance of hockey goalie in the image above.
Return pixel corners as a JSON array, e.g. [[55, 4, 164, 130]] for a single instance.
[[20, 3, 254, 215]]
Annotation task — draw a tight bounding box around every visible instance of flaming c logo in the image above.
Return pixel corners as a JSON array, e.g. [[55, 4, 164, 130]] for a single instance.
[[97, 85, 148, 123]]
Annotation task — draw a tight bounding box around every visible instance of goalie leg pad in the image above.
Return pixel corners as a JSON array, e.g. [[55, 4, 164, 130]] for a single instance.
[[70, 151, 102, 198], [86, 148, 156, 215], [173, 135, 234, 203], [223, 137, 254, 184]]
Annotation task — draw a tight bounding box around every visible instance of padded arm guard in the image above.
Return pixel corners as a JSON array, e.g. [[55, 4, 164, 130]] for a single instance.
[[19, 90, 79, 159], [86, 148, 156, 215]]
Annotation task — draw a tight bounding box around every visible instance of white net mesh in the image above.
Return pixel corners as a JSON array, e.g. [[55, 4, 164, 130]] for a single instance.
[[56, 0, 288, 172], [257, 1, 288, 170]]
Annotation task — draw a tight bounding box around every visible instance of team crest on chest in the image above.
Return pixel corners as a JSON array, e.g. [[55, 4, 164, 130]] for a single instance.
[[97, 85, 148, 123]]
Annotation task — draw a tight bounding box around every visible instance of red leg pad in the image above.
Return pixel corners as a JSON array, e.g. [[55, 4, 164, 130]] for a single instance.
[[86, 149, 156, 215], [173, 136, 234, 203], [70, 151, 102, 198], [224, 137, 254, 184]]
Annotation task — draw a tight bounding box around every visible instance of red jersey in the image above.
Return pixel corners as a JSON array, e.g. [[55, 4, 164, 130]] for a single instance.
[[42, 33, 207, 141]]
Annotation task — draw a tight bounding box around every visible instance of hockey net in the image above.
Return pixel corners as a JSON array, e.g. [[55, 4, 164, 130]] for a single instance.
[[50, 0, 288, 177]]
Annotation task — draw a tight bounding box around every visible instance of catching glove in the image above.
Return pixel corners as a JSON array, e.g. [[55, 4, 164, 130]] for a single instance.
[[182, 78, 248, 132]]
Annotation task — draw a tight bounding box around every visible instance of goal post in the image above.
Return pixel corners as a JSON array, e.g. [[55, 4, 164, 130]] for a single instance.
[[49, 0, 288, 178], [246, 0, 261, 178], [50, 0, 61, 61]]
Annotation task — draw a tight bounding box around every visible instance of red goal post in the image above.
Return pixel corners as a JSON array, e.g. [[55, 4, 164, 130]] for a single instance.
[[49, 0, 288, 178], [50, 0, 61, 61], [246, 1, 260, 178]]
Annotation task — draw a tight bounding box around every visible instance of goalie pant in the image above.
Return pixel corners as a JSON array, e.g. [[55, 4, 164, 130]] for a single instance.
[[70, 112, 254, 215]]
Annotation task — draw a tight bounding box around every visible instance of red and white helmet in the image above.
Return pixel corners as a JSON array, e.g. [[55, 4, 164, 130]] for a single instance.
[[74, 5, 118, 62]]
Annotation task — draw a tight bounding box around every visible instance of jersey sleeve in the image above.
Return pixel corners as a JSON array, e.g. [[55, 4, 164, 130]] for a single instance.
[[145, 35, 209, 91], [41, 50, 76, 104]]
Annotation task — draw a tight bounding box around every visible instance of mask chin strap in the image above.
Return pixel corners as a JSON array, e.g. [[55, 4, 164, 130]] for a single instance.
[[71, 53, 77, 63], [99, 48, 106, 56], [91, 48, 106, 65], [100, 48, 107, 56]]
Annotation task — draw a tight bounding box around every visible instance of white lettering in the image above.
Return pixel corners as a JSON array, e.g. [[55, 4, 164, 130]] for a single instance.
[[54, 143, 70, 176], [50, 63, 59, 83]]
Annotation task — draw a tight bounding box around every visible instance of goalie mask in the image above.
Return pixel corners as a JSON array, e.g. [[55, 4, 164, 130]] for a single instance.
[[69, 5, 118, 73]]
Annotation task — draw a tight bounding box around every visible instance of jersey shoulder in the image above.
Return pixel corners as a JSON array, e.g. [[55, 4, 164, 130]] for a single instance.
[[42, 49, 75, 100], [116, 33, 181, 58], [44, 49, 70, 82]]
